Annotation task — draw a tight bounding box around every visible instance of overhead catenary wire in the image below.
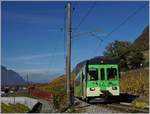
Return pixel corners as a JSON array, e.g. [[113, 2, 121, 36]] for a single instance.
[[72, 28, 103, 39], [74, 2, 96, 33], [90, 32, 103, 41], [92, 3, 147, 56]]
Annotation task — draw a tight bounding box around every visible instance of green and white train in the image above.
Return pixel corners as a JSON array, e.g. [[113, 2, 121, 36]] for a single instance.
[[74, 60, 120, 101]]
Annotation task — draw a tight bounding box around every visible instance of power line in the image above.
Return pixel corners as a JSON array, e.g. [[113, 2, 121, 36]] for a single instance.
[[90, 32, 103, 41], [48, 27, 63, 31], [92, 3, 147, 56], [72, 28, 103, 38], [74, 2, 96, 33]]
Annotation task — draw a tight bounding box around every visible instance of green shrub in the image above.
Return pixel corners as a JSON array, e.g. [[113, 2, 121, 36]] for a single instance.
[[131, 98, 148, 109], [53, 94, 61, 109]]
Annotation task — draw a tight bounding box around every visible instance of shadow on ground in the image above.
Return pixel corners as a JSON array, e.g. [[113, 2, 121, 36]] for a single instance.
[[28, 102, 42, 113], [89, 93, 139, 104]]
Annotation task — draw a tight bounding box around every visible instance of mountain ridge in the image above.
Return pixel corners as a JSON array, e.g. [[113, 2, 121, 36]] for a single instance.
[[133, 25, 149, 50], [1, 65, 27, 86]]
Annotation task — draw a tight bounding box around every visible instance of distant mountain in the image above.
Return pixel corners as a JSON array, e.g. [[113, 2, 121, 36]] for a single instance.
[[133, 26, 149, 50], [1, 66, 27, 86]]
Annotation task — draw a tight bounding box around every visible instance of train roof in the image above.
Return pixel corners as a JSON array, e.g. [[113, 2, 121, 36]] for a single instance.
[[74, 56, 119, 74], [87, 57, 119, 65]]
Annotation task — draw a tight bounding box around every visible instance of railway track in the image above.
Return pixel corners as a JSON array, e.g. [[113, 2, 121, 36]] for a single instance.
[[103, 103, 149, 113], [75, 98, 149, 113]]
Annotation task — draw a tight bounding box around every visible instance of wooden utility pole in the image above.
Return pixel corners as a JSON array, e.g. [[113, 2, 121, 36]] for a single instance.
[[66, 2, 72, 106], [27, 73, 30, 95]]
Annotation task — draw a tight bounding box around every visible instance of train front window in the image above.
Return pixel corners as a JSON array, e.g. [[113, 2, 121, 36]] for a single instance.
[[107, 68, 117, 80], [88, 69, 98, 81]]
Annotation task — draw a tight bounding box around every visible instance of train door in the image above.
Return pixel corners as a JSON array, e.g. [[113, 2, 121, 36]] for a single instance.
[[81, 72, 84, 98], [87, 68, 100, 97], [99, 66, 107, 91]]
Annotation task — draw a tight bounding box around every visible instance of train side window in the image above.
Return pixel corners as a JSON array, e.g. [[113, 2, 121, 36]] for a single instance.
[[82, 72, 84, 79], [100, 68, 105, 80], [88, 69, 98, 81], [75, 75, 80, 86]]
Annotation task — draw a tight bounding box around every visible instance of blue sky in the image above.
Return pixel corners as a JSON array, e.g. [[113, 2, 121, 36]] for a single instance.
[[1, 1, 149, 82]]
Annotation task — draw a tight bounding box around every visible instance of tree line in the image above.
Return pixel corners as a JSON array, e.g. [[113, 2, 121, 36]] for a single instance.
[[104, 40, 147, 71]]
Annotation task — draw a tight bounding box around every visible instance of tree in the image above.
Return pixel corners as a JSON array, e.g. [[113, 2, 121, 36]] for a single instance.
[[104, 40, 145, 70], [126, 49, 145, 69], [104, 40, 131, 57], [119, 58, 129, 71]]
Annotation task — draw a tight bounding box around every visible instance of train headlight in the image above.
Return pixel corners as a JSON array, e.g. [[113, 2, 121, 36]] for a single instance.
[[90, 88, 95, 91], [112, 86, 117, 90]]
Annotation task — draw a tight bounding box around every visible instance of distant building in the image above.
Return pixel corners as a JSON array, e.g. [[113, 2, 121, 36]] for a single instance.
[[4, 86, 9, 89], [1, 91, 5, 94], [23, 87, 27, 90], [10, 91, 14, 94]]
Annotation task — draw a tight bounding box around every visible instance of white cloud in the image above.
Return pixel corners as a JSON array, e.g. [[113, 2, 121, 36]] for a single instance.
[[23, 62, 50, 65], [8, 52, 65, 61], [18, 67, 64, 75]]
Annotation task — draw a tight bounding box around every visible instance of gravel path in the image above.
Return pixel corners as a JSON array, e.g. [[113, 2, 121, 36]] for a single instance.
[[38, 99, 54, 113], [74, 98, 122, 113]]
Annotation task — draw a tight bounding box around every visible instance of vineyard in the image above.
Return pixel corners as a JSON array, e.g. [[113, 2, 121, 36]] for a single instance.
[[29, 87, 53, 101]]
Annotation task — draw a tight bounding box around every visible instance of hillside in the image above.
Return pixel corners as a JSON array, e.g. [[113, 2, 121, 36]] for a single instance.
[[31, 74, 75, 93], [1, 66, 26, 86], [133, 26, 149, 51]]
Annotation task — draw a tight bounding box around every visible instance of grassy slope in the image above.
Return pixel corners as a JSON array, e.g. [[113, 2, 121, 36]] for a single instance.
[[33, 73, 75, 93], [120, 68, 149, 97], [1, 103, 30, 113]]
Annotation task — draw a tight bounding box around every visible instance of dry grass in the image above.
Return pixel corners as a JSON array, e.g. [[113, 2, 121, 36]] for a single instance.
[[142, 50, 149, 62], [120, 68, 149, 97]]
